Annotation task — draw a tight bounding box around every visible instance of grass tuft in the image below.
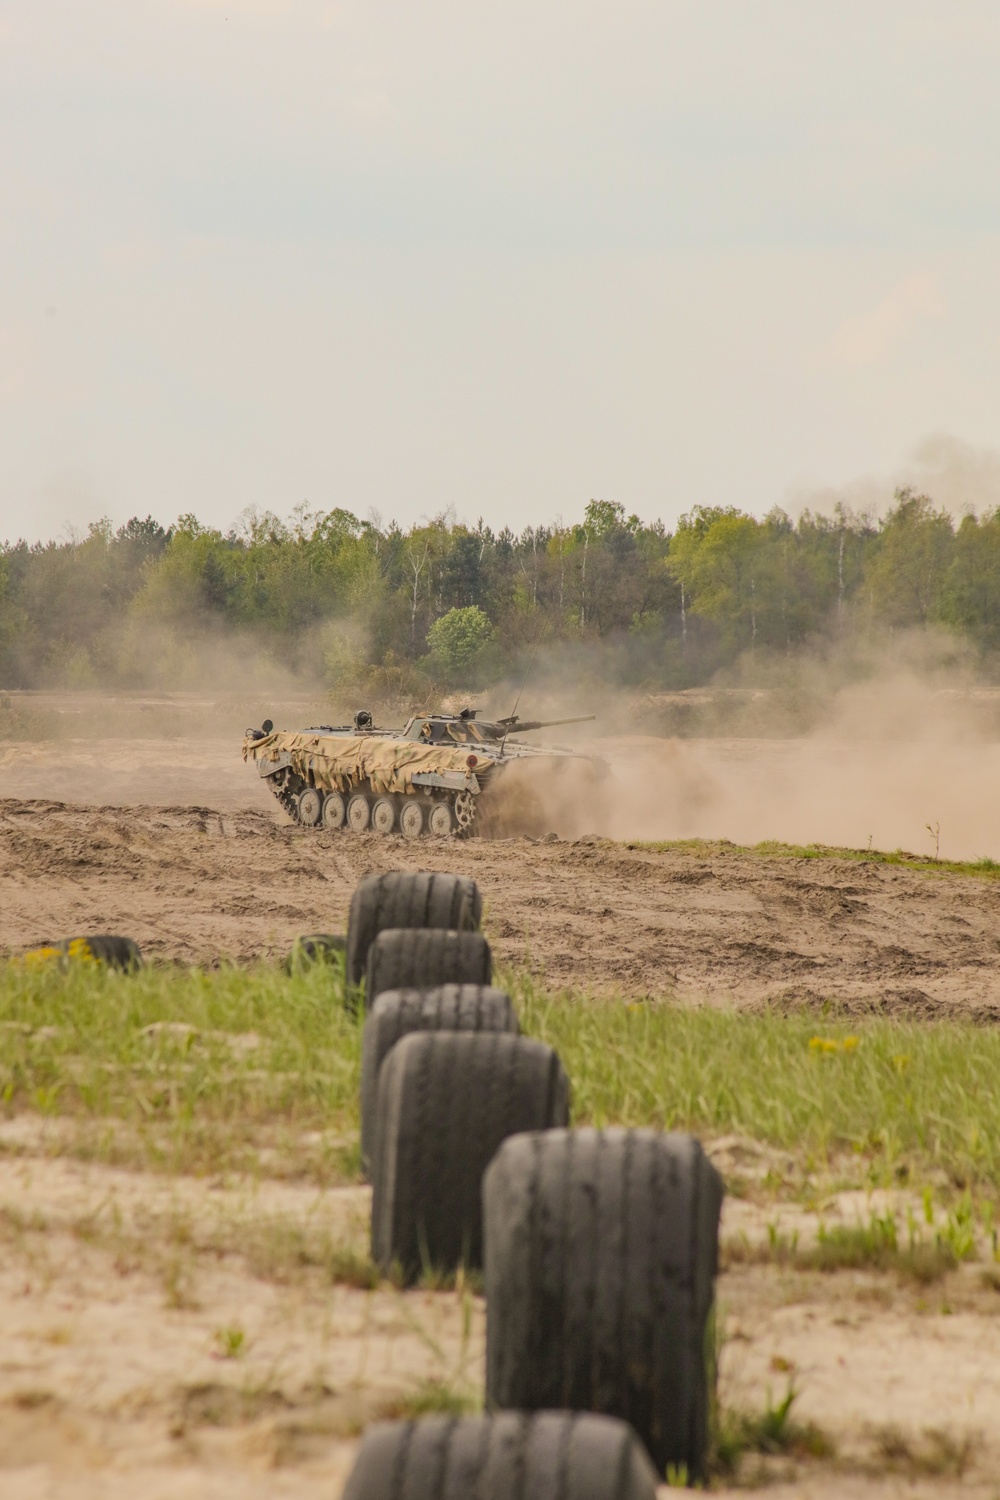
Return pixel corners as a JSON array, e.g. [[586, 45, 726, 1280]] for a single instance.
[[872, 1424, 971, 1478], [382, 1379, 480, 1420], [631, 836, 1000, 881], [725, 1209, 969, 1283], [712, 1386, 834, 1476]]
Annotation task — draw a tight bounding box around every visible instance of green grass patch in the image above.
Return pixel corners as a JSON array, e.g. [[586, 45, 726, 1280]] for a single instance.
[[513, 978, 1000, 1192], [0, 956, 362, 1178], [5, 958, 1000, 1192], [631, 836, 1000, 881], [725, 1212, 962, 1284], [712, 1385, 834, 1478]]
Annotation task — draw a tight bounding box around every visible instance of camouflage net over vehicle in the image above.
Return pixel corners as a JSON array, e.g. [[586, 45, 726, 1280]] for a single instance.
[[242, 708, 603, 840]]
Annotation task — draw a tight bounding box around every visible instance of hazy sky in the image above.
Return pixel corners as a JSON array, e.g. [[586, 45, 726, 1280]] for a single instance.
[[3, 1, 1000, 543]]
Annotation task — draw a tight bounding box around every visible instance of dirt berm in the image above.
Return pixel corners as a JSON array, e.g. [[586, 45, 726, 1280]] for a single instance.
[[3, 797, 1000, 1016]]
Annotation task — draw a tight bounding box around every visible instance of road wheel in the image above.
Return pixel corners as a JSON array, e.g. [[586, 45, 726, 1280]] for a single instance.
[[428, 800, 454, 836], [347, 792, 371, 832], [371, 796, 397, 835], [366, 927, 491, 1006], [483, 1128, 724, 1484], [322, 791, 346, 830], [398, 798, 425, 839], [297, 787, 324, 826], [342, 1413, 658, 1500], [371, 1031, 569, 1281], [360, 983, 519, 1176], [345, 872, 482, 988]]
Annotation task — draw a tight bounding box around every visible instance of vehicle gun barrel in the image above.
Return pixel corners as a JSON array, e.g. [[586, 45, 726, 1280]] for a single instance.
[[496, 714, 596, 733]]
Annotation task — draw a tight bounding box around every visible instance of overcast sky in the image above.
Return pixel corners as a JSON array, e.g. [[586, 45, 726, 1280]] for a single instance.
[[3, 1, 1000, 544]]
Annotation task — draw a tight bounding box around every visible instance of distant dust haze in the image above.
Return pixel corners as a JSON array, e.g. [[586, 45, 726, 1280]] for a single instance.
[[3, 629, 1000, 860], [474, 636, 1000, 860]]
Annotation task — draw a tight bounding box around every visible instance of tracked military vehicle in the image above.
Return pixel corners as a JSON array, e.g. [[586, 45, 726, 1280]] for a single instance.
[[242, 708, 601, 838]]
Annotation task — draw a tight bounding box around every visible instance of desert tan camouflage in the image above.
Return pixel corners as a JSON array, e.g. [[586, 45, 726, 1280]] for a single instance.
[[242, 729, 482, 796]]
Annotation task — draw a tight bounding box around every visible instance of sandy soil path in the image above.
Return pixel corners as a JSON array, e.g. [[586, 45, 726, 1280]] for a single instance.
[[2, 796, 1000, 1014], [1, 1140, 998, 1497]]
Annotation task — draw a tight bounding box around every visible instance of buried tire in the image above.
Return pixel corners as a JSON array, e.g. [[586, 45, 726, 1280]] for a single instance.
[[360, 984, 519, 1176], [365, 928, 491, 1007], [342, 1413, 659, 1500], [19, 935, 143, 972], [483, 1128, 724, 1484], [284, 933, 346, 972], [346, 871, 482, 988], [371, 1031, 568, 1282]]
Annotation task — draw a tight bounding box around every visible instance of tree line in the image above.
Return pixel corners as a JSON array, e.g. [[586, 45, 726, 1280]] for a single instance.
[[3, 489, 1000, 695]]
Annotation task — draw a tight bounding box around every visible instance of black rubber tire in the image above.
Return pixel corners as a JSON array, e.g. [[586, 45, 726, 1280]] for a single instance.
[[483, 1128, 724, 1484], [346, 871, 482, 987], [366, 928, 491, 1008], [371, 1031, 569, 1282], [20, 935, 143, 971], [342, 1412, 659, 1500], [284, 933, 347, 972], [360, 984, 519, 1176]]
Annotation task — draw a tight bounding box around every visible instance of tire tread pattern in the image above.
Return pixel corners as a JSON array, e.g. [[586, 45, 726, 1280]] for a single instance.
[[483, 1127, 724, 1481], [346, 872, 482, 986], [365, 929, 491, 1006], [360, 984, 518, 1174], [342, 1413, 659, 1500], [371, 1031, 569, 1281]]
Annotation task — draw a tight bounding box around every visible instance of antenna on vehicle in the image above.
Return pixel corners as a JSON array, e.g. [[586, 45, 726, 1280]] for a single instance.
[[500, 631, 542, 754]]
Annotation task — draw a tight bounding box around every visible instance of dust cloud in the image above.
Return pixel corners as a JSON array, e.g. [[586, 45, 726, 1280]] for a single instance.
[[594, 661, 1000, 859], [4, 632, 1000, 860], [787, 432, 1000, 523], [475, 638, 1000, 860]]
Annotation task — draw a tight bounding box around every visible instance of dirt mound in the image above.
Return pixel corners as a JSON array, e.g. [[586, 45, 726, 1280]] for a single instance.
[[3, 798, 1000, 1015]]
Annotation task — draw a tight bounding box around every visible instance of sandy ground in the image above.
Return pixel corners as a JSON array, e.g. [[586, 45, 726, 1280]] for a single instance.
[[2, 1133, 999, 1497], [5, 719, 1000, 1494], [3, 790, 1000, 1015]]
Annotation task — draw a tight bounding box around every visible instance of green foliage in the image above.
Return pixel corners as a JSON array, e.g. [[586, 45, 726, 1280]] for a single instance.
[[0, 957, 363, 1179], [384, 1379, 479, 1420], [426, 605, 495, 683], [864, 489, 953, 627], [8, 486, 1000, 691]]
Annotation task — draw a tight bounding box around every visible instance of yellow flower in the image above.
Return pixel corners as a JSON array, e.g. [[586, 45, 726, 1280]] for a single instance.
[[809, 1036, 858, 1054]]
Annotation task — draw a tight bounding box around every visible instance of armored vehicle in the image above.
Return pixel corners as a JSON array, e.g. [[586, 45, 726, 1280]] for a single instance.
[[242, 708, 600, 838]]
